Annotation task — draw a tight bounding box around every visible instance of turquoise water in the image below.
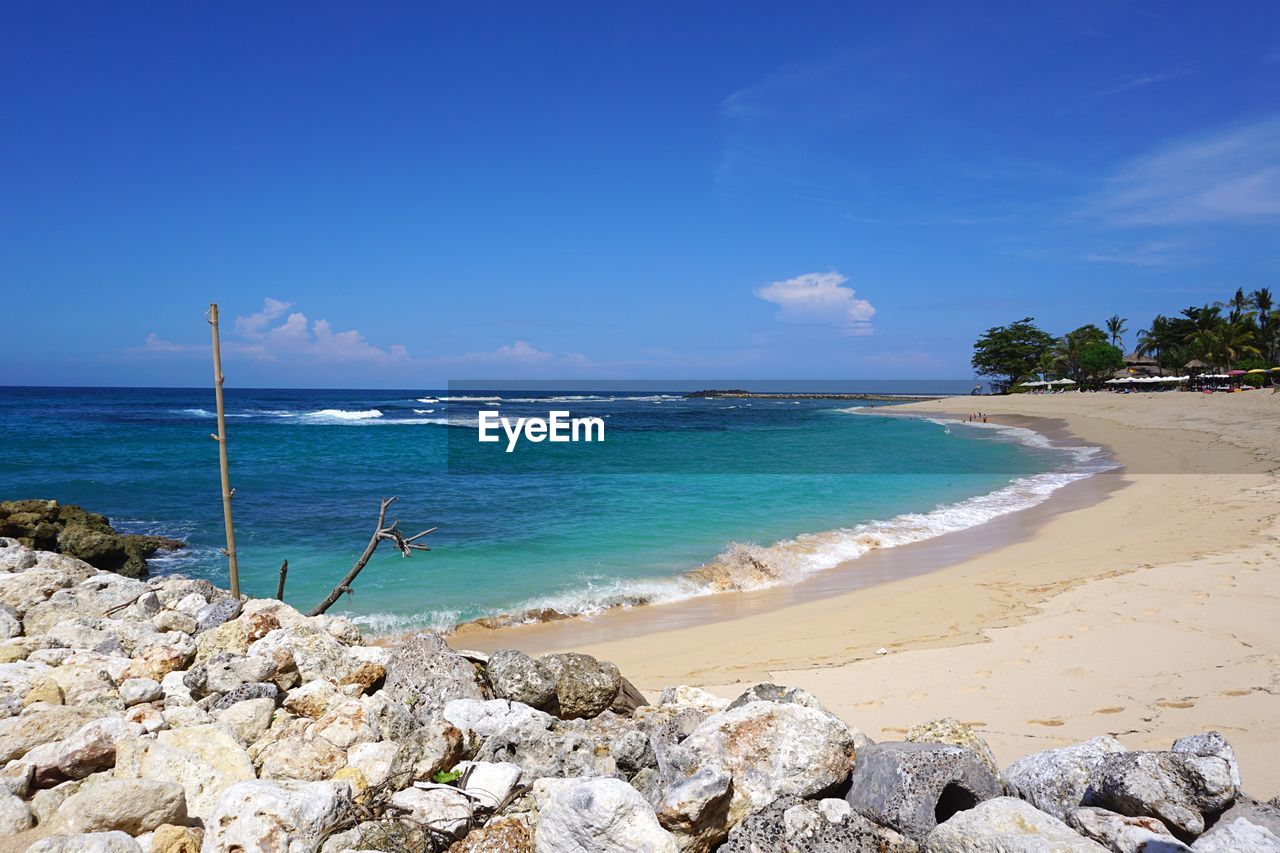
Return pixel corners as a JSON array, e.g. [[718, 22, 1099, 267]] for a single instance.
[[0, 387, 1105, 631]]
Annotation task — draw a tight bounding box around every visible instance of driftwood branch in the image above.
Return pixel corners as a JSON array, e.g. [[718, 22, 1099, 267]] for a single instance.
[[308, 497, 436, 616], [276, 560, 288, 601]]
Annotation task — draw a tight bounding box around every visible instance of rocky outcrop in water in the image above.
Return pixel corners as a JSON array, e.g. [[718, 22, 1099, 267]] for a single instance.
[[0, 501, 184, 579], [1, 536, 1276, 852]]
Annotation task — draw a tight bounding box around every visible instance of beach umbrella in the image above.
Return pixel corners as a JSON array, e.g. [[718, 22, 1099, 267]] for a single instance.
[[1051, 378, 1076, 385], [1226, 369, 1247, 376], [1247, 369, 1268, 374]]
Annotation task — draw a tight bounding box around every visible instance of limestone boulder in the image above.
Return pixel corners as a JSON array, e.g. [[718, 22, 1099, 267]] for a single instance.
[[487, 648, 557, 710], [1004, 735, 1127, 820], [213, 696, 275, 746], [1065, 806, 1191, 852], [51, 715, 145, 780], [924, 796, 1107, 852], [0, 790, 33, 833], [55, 778, 187, 835], [539, 652, 622, 719], [905, 718, 1000, 778], [202, 779, 355, 853], [26, 831, 144, 852], [535, 776, 678, 853], [657, 700, 859, 852], [114, 726, 255, 820], [249, 624, 357, 685], [388, 784, 475, 838], [456, 760, 523, 809], [383, 632, 491, 724], [0, 706, 101, 763], [1191, 817, 1280, 851], [1085, 750, 1236, 838]]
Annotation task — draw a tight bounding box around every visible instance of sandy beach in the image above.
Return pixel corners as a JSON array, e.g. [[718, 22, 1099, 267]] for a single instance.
[[464, 391, 1280, 795]]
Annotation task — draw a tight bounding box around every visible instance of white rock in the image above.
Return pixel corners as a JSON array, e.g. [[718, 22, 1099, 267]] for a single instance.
[[817, 798, 852, 823], [656, 685, 729, 712], [161, 705, 211, 729], [26, 831, 143, 852], [0, 790, 33, 832], [119, 678, 163, 707], [55, 778, 186, 835], [346, 740, 401, 788], [0, 608, 20, 639], [1004, 735, 1127, 820], [657, 701, 858, 851], [248, 625, 356, 684], [115, 724, 254, 820], [214, 697, 275, 746], [308, 697, 379, 749], [202, 778, 354, 852], [1193, 818, 1280, 851], [151, 610, 196, 635], [390, 785, 474, 837], [457, 760, 523, 809], [282, 679, 340, 718], [534, 776, 678, 853], [443, 697, 555, 741], [926, 797, 1107, 852], [173, 594, 208, 617], [347, 644, 392, 667], [1066, 806, 1190, 852]]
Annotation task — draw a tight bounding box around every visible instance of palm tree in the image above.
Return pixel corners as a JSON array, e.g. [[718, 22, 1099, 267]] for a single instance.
[[1105, 315, 1127, 350], [1251, 288, 1277, 364], [1221, 288, 1251, 324], [1188, 317, 1260, 371]]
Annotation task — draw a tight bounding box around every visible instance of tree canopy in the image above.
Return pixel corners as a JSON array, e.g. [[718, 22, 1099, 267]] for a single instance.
[[971, 318, 1056, 392]]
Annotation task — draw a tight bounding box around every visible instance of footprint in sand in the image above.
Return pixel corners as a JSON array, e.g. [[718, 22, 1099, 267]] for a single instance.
[[881, 726, 908, 736], [1022, 644, 1038, 654], [854, 699, 883, 709], [973, 669, 992, 679], [1156, 699, 1196, 709], [1028, 719, 1065, 727], [907, 690, 928, 701], [1221, 688, 1253, 697], [1093, 707, 1125, 715]]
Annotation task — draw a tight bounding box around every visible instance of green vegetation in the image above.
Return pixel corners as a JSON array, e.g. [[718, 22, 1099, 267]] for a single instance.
[[973, 287, 1279, 393], [432, 769, 463, 784]]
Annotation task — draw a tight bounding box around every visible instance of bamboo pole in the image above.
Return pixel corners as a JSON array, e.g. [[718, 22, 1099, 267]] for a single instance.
[[208, 303, 240, 598]]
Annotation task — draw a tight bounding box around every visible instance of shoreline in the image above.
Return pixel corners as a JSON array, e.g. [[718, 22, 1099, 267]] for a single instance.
[[446, 409, 1120, 645], [456, 392, 1280, 794]]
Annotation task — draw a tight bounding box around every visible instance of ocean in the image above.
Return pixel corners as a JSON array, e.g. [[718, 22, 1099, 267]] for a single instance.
[[0, 386, 1111, 633]]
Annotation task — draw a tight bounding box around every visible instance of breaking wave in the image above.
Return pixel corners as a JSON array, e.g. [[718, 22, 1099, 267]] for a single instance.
[[358, 414, 1117, 634]]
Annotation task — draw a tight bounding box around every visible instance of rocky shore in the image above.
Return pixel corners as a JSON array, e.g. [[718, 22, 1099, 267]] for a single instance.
[[2, 537, 1278, 852], [0, 501, 184, 580]]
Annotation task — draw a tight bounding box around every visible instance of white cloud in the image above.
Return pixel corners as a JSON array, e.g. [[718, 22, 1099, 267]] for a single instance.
[[1086, 117, 1280, 225], [434, 340, 566, 367], [233, 297, 292, 336], [1082, 240, 1182, 267], [755, 271, 876, 334], [142, 333, 196, 353], [140, 298, 408, 365], [226, 299, 408, 364]]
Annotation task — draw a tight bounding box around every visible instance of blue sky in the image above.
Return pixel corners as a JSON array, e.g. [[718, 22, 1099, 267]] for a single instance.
[[2, 2, 1278, 387]]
